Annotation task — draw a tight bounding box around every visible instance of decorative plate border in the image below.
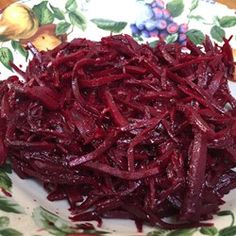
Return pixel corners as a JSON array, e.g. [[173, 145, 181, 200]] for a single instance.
[[0, 1, 236, 236]]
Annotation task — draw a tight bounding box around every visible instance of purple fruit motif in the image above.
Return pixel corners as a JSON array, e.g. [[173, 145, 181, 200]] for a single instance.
[[141, 29, 150, 38], [162, 9, 171, 19], [130, 0, 188, 44], [167, 22, 179, 34], [136, 22, 145, 31], [149, 29, 159, 38], [159, 30, 168, 40], [130, 24, 140, 35], [179, 23, 188, 33], [145, 19, 158, 31], [155, 0, 165, 9], [178, 33, 187, 44], [156, 19, 167, 30], [153, 7, 163, 19]]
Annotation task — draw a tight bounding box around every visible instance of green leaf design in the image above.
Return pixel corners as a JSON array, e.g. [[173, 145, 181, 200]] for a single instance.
[[218, 16, 236, 28], [0, 48, 13, 71], [32, 207, 74, 235], [217, 210, 235, 226], [188, 15, 204, 21], [0, 217, 9, 230], [147, 228, 169, 236], [166, 0, 184, 17], [69, 11, 86, 31], [32, 207, 109, 235], [210, 25, 225, 42], [133, 34, 144, 42], [149, 40, 159, 48], [0, 170, 12, 192], [165, 33, 178, 43], [11, 41, 29, 61], [65, 0, 77, 12], [219, 226, 236, 236], [83, 229, 109, 235], [0, 35, 9, 42], [0, 164, 12, 174], [0, 228, 23, 236], [56, 22, 71, 35], [190, 0, 199, 11], [91, 19, 127, 33], [200, 227, 218, 235], [0, 196, 24, 214], [49, 4, 65, 20], [32, 1, 54, 26], [186, 29, 205, 44], [166, 229, 197, 236]]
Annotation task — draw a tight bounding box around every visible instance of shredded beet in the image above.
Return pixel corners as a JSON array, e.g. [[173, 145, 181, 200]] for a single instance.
[[0, 34, 235, 230]]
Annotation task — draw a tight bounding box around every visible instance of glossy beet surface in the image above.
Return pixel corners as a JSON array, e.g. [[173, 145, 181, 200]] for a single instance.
[[0, 34, 235, 230]]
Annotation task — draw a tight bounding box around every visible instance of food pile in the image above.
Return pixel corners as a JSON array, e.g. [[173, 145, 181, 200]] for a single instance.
[[0, 34, 235, 230]]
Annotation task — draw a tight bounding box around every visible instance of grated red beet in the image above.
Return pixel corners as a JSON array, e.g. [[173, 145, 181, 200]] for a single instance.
[[0, 34, 236, 230]]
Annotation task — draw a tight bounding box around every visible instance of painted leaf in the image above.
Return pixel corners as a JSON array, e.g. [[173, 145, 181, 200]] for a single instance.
[[39, 5, 54, 25], [217, 210, 235, 226], [32, 3, 44, 23], [133, 34, 144, 42], [210, 25, 225, 42], [0, 217, 9, 229], [65, 0, 77, 12], [0, 196, 24, 214], [167, 229, 197, 236], [69, 12, 86, 31], [32, 207, 74, 234], [200, 227, 218, 235], [91, 19, 127, 33], [217, 210, 234, 216], [0, 170, 12, 192], [149, 40, 159, 48], [219, 226, 236, 236], [49, 4, 65, 20], [0, 35, 8, 42], [83, 229, 109, 235], [186, 29, 205, 44], [147, 228, 169, 236], [47, 228, 65, 236], [0, 164, 12, 174], [165, 33, 178, 43], [190, 0, 199, 11], [0, 228, 23, 236], [56, 22, 71, 35], [188, 15, 204, 21], [32, 1, 54, 26], [76, 223, 109, 235], [166, 0, 184, 17], [11, 41, 29, 61], [218, 16, 236, 28], [0, 48, 13, 71]]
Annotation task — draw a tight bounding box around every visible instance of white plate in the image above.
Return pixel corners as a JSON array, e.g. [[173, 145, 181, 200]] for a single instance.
[[0, 0, 236, 235]]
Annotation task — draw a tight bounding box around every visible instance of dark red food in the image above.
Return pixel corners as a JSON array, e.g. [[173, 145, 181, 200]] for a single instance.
[[0, 34, 236, 230]]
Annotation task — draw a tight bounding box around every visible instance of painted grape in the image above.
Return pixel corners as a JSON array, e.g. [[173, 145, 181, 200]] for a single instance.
[[130, 0, 188, 44]]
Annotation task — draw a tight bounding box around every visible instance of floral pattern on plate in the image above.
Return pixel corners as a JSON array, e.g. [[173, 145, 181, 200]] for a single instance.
[[0, 0, 236, 236]]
